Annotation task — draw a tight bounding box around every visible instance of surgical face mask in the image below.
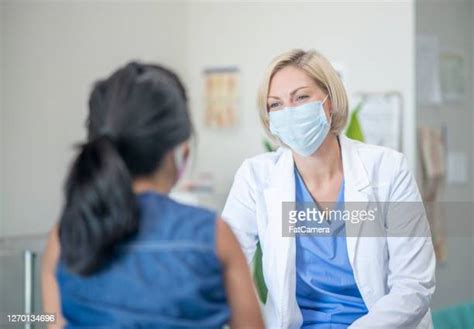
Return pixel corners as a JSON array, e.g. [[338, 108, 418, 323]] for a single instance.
[[269, 95, 330, 157]]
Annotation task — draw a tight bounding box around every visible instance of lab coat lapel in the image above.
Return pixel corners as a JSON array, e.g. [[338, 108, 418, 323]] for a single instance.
[[339, 135, 372, 266], [262, 139, 373, 271], [263, 148, 297, 325], [262, 139, 374, 327], [263, 147, 296, 241]]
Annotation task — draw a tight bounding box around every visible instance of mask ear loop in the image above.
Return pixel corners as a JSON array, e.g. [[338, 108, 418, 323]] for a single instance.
[[173, 142, 189, 182], [322, 94, 333, 124], [322, 94, 329, 104]]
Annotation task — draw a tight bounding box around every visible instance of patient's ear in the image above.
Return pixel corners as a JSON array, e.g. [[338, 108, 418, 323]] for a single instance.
[[182, 142, 190, 162]]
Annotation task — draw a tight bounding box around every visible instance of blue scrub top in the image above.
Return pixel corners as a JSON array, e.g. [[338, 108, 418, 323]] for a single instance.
[[295, 167, 368, 328]]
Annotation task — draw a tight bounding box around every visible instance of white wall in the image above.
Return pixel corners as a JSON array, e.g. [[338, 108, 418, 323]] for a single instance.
[[0, 2, 4, 237], [415, 0, 473, 310], [0, 1, 416, 237], [416, 0, 473, 202], [1, 1, 188, 237], [184, 1, 416, 200]]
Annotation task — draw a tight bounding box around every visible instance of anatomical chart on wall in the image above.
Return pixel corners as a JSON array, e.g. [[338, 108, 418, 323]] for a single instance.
[[203, 67, 239, 128]]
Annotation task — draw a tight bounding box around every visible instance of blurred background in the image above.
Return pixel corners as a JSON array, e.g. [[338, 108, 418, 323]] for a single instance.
[[0, 0, 472, 327]]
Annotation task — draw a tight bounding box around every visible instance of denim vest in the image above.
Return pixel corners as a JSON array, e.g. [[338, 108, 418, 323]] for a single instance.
[[57, 191, 230, 328]]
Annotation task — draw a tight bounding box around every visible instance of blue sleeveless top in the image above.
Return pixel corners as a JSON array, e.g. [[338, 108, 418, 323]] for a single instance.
[[56, 191, 230, 328]]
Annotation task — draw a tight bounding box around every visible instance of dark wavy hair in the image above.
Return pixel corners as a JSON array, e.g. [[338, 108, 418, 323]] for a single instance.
[[58, 62, 191, 276]]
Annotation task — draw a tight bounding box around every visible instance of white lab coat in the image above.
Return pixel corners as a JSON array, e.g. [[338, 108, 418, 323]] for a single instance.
[[222, 135, 436, 329]]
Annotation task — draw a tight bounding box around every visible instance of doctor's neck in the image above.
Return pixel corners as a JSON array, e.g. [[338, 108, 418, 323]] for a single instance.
[[293, 133, 342, 182]]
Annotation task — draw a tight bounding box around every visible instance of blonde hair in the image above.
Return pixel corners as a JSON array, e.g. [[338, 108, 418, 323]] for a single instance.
[[258, 49, 348, 140]]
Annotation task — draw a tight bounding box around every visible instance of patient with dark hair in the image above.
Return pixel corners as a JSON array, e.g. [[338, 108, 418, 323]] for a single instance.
[[41, 62, 263, 328]]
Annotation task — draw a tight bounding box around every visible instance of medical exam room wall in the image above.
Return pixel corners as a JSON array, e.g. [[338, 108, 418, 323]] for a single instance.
[[0, 1, 188, 237], [0, 2, 4, 237], [415, 0, 474, 310], [0, 1, 416, 237]]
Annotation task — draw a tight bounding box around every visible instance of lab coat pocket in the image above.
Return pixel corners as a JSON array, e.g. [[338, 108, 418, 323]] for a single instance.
[[354, 250, 388, 308]]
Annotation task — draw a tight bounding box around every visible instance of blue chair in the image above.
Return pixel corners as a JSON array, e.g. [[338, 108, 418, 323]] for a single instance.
[[432, 301, 474, 329]]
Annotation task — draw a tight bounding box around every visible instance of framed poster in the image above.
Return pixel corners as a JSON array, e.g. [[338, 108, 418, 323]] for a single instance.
[[203, 67, 239, 128], [352, 92, 404, 151]]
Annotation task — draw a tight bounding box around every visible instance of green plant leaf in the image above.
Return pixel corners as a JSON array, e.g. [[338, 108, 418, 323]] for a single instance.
[[346, 102, 365, 142]]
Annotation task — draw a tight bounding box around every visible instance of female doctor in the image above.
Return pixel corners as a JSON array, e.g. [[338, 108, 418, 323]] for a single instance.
[[222, 49, 436, 329]]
